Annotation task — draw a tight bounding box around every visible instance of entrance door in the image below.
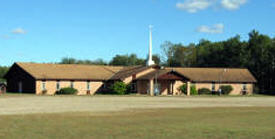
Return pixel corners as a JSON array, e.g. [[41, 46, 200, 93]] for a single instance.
[[154, 83, 161, 96], [18, 82, 22, 93]]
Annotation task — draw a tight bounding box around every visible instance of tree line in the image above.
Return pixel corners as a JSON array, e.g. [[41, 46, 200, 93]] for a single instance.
[[160, 30, 275, 94], [59, 54, 161, 66], [0, 30, 274, 94]]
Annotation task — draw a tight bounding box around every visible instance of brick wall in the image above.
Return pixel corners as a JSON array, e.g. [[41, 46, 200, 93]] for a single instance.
[[36, 80, 103, 95], [194, 83, 254, 95]]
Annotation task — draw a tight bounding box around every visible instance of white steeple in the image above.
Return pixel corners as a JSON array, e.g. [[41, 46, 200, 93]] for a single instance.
[[147, 25, 155, 66]]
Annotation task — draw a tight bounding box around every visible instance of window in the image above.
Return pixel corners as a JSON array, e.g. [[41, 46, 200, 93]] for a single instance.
[[70, 81, 74, 88], [42, 81, 46, 91], [211, 83, 215, 91], [56, 81, 60, 90], [242, 84, 247, 91], [87, 81, 90, 91]]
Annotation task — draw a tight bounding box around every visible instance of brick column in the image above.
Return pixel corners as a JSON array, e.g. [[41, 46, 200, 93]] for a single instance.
[[170, 82, 174, 95], [149, 79, 154, 96], [187, 81, 191, 96]]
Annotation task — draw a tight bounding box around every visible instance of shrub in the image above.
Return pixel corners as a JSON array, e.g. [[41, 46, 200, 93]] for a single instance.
[[178, 84, 187, 94], [111, 82, 127, 95], [190, 85, 198, 95], [178, 84, 198, 95], [56, 87, 78, 95], [126, 84, 132, 94], [41, 90, 47, 95], [198, 88, 212, 95], [220, 85, 233, 95]]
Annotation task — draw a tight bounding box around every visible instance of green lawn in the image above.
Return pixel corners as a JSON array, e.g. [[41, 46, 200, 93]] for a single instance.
[[2, 92, 272, 98], [0, 107, 275, 139]]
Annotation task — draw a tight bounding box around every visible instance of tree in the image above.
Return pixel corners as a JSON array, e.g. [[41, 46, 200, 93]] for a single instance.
[[109, 54, 145, 66], [0, 66, 9, 82], [60, 57, 77, 64], [111, 82, 127, 95], [160, 30, 275, 94], [150, 54, 161, 65], [59, 57, 107, 65]]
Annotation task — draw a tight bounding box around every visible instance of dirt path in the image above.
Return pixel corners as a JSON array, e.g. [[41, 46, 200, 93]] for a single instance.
[[0, 96, 275, 115]]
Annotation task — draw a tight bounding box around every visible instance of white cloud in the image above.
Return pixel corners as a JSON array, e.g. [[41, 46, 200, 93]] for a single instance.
[[176, 0, 248, 13], [176, 0, 212, 13], [12, 28, 27, 34], [221, 0, 247, 10], [197, 23, 224, 34]]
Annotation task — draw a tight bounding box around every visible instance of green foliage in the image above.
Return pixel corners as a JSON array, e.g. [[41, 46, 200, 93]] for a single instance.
[[0, 66, 9, 82], [60, 57, 107, 65], [198, 88, 212, 95], [178, 84, 187, 94], [179, 84, 198, 95], [190, 85, 198, 95], [109, 54, 145, 66], [220, 85, 233, 95], [1, 107, 275, 139], [56, 87, 78, 95], [124, 84, 135, 94], [161, 31, 275, 94], [152, 54, 161, 65], [111, 82, 127, 95]]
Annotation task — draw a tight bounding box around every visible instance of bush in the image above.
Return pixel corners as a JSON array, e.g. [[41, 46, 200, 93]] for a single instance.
[[198, 88, 212, 95], [220, 85, 233, 95], [56, 87, 78, 95], [111, 82, 127, 95], [126, 84, 132, 94], [178, 84, 187, 94], [42, 90, 47, 95], [178, 84, 198, 95], [190, 85, 198, 95]]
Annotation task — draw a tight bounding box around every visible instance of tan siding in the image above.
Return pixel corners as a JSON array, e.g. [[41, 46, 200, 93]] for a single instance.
[[123, 77, 133, 85], [159, 80, 169, 95], [136, 68, 156, 79], [123, 68, 156, 84], [173, 81, 184, 95]]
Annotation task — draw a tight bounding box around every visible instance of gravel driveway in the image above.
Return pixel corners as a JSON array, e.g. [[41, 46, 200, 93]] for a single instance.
[[0, 95, 275, 115]]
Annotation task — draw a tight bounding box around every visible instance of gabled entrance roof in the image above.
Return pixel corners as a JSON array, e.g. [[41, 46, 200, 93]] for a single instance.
[[136, 69, 190, 81]]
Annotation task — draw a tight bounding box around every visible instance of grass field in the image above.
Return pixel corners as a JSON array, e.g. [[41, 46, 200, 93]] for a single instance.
[[0, 94, 275, 138], [0, 107, 275, 139]]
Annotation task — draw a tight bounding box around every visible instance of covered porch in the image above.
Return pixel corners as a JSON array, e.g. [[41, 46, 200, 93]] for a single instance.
[[136, 70, 191, 96]]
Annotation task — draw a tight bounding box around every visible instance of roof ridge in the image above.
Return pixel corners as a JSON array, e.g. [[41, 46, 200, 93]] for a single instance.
[[101, 66, 118, 74], [16, 62, 125, 68]]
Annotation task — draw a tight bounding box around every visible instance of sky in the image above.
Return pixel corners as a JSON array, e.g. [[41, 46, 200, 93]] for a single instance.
[[0, 0, 274, 66]]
